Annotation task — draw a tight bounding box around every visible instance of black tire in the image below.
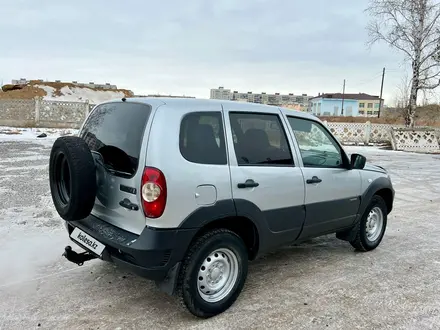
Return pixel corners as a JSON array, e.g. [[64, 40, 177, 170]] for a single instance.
[[350, 195, 388, 252], [49, 136, 97, 221], [177, 229, 248, 318]]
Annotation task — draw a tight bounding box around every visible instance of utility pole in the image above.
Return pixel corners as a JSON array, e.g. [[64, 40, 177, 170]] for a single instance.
[[341, 79, 346, 116], [378, 67, 385, 118]]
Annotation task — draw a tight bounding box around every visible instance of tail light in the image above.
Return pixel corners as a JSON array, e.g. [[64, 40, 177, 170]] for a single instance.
[[141, 167, 167, 218]]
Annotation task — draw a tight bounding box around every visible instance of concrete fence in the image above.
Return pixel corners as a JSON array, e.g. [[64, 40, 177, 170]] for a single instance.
[[0, 98, 439, 150], [0, 97, 95, 128], [323, 120, 440, 152], [323, 121, 404, 144]]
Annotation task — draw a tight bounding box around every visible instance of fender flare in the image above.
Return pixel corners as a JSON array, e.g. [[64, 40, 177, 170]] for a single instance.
[[178, 199, 272, 255], [358, 177, 394, 217], [338, 177, 394, 242]]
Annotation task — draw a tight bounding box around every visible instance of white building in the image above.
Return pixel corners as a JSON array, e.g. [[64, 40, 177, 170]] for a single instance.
[[11, 78, 28, 85]]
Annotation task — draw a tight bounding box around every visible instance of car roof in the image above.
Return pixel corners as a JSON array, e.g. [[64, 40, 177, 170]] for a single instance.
[[102, 97, 319, 122]]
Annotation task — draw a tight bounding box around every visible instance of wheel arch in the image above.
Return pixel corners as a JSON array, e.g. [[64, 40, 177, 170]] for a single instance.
[[178, 200, 262, 261], [338, 177, 394, 242], [191, 216, 260, 260], [374, 187, 394, 214], [359, 177, 394, 216]]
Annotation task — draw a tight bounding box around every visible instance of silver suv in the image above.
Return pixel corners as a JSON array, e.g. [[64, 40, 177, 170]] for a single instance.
[[49, 97, 394, 318]]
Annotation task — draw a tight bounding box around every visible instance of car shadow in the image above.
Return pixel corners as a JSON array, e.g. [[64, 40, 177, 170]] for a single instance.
[[76, 234, 355, 323]]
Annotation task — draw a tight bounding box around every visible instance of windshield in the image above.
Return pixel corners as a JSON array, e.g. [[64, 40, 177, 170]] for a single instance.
[[80, 101, 151, 176]]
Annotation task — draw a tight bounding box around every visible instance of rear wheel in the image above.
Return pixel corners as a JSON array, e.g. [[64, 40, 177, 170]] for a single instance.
[[350, 195, 388, 251], [177, 229, 248, 318]]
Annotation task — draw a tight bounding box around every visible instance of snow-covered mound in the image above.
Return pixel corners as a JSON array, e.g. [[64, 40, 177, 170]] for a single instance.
[[36, 85, 126, 104], [0, 80, 133, 104]]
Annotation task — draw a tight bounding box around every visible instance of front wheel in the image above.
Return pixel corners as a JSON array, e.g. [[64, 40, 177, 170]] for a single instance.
[[177, 229, 248, 318], [350, 195, 388, 251]]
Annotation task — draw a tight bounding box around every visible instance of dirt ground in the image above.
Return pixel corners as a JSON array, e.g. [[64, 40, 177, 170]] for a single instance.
[[1, 139, 440, 330]]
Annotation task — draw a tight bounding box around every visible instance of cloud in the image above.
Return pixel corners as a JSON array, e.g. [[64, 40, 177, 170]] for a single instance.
[[0, 0, 408, 104]]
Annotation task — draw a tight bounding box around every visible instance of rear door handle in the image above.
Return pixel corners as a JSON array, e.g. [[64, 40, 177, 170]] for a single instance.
[[237, 179, 259, 189], [306, 176, 322, 184]]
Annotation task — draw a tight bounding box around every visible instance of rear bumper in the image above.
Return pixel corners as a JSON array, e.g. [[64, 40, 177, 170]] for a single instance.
[[65, 214, 197, 282]]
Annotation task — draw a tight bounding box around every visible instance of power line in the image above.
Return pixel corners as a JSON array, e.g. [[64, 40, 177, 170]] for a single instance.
[[349, 72, 383, 89]]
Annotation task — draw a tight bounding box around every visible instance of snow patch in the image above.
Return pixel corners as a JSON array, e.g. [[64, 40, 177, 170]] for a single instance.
[[0, 126, 78, 146], [0, 155, 49, 163], [4, 164, 48, 172], [36, 85, 56, 98]]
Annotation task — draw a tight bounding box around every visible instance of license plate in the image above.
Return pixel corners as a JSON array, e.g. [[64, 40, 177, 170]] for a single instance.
[[70, 227, 106, 256]]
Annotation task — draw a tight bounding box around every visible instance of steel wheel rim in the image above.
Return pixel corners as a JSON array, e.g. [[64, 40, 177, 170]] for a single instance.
[[365, 206, 384, 241], [197, 248, 239, 303]]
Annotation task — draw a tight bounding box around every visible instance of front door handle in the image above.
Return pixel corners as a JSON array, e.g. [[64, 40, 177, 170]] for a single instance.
[[237, 179, 259, 189], [306, 176, 322, 184]]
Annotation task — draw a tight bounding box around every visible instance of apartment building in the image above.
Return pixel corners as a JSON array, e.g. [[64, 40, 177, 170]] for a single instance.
[[209, 86, 311, 109], [210, 86, 232, 100]]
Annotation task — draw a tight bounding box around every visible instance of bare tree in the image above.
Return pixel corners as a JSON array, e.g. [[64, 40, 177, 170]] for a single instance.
[[395, 74, 411, 109], [366, 0, 440, 127], [388, 75, 411, 122]]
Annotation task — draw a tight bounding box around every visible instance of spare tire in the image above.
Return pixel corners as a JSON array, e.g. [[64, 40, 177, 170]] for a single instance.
[[49, 136, 97, 221]]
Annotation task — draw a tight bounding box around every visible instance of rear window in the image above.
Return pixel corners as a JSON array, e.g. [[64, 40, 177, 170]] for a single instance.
[[80, 102, 151, 176]]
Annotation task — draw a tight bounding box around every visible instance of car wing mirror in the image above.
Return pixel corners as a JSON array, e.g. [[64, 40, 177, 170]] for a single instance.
[[350, 153, 366, 170]]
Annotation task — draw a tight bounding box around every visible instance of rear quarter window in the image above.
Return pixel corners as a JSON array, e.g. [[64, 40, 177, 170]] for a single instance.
[[80, 102, 151, 176], [179, 111, 227, 165]]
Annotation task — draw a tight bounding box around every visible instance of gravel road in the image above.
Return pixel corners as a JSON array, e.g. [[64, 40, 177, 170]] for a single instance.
[[1, 140, 440, 330]]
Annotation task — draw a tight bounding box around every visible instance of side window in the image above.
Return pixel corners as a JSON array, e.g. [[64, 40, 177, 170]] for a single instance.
[[179, 112, 227, 165], [229, 112, 294, 166], [287, 116, 344, 168]]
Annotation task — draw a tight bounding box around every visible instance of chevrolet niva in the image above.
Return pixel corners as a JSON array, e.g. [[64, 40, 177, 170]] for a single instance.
[[49, 97, 394, 318]]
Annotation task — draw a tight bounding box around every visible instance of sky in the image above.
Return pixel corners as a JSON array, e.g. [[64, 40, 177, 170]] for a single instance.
[[0, 0, 424, 105]]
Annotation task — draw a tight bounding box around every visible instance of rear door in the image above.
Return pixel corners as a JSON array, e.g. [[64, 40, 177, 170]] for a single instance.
[[79, 101, 152, 234], [223, 107, 306, 248], [284, 115, 362, 239]]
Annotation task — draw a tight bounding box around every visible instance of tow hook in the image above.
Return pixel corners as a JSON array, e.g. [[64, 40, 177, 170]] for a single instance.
[[62, 246, 97, 266]]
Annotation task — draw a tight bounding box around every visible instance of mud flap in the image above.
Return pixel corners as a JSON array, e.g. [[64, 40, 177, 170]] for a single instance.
[[336, 218, 360, 242], [155, 262, 181, 296]]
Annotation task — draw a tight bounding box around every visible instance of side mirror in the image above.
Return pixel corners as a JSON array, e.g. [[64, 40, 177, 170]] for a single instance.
[[350, 153, 366, 169]]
